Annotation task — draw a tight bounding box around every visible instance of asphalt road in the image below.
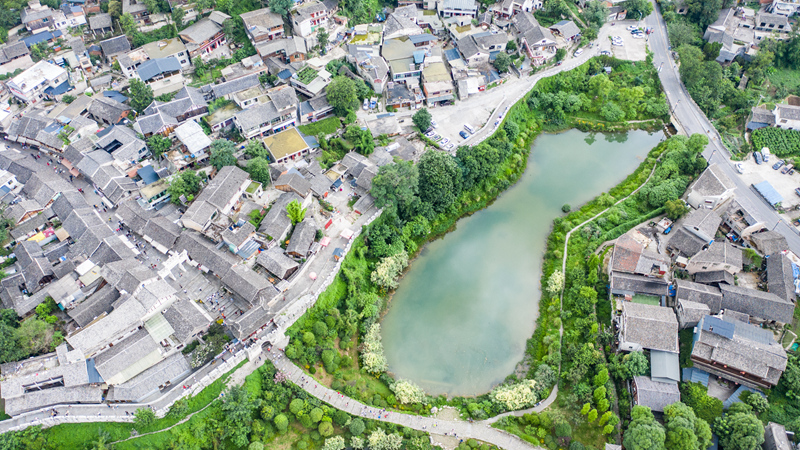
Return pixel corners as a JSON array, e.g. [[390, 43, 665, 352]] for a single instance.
[[644, 1, 800, 254]]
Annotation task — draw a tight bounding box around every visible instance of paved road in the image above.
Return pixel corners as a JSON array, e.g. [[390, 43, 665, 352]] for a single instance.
[[268, 350, 554, 450], [644, 0, 800, 254]]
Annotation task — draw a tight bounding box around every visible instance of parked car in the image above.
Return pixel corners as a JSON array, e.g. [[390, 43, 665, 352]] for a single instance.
[[441, 138, 450, 145], [574, 48, 584, 56], [459, 131, 468, 139], [773, 160, 785, 170], [754, 151, 763, 164], [633, 34, 644, 39], [431, 120, 438, 128], [363, 99, 369, 110], [600, 50, 612, 56], [795, 187, 800, 197], [736, 163, 744, 174], [790, 169, 796, 175], [446, 143, 454, 150], [556, 60, 563, 66], [627, 25, 637, 31], [464, 124, 475, 134], [783, 164, 794, 174]]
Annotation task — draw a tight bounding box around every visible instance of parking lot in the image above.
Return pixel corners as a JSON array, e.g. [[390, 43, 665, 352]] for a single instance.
[[603, 21, 648, 62], [736, 155, 800, 209]]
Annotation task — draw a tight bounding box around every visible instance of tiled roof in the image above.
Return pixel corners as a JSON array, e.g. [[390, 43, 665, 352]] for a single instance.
[[632, 376, 680, 412], [99, 36, 131, 57], [719, 284, 795, 323], [256, 246, 299, 279], [286, 218, 317, 257], [620, 302, 679, 353], [766, 252, 796, 303]]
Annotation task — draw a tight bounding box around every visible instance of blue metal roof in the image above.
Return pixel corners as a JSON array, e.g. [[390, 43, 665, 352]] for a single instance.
[[701, 315, 735, 339], [86, 358, 104, 384], [137, 57, 182, 82], [489, 50, 500, 62], [754, 180, 783, 206], [746, 121, 770, 131], [103, 90, 128, 103], [44, 80, 71, 96], [681, 367, 710, 386], [444, 48, 461, 61], [723, 385, 764, 409], [21, 30, 62, 48], [278, 69, 293, 80], [302, 134, 319, 149], [137, 166, 159, 185], [413, 50, 426, 64], [409, 34, 436, 44]]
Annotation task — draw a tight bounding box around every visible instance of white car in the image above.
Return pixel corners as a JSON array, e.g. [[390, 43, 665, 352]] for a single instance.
[[613, 42, 624, 46], [574, 48, 584, 56], [736, 163, 744, 174], [627, 25, 637, 31], [441, 138, 450, 145], [431, 120, 438, 128], [632, 34, 643, 39], [446, 143, 454, 150]]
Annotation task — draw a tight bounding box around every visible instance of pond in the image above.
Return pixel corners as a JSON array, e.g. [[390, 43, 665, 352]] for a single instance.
[[380, 129, 666, 397]]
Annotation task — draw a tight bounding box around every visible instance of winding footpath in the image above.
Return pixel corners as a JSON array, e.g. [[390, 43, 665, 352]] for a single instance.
[[269, 351, 554, 450]]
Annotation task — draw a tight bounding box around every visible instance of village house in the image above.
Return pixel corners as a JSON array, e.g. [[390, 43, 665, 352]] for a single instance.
[[512, 11, 556, 65], [616, 301, 679, 353], [263, 127, 311, 164], [88, 13, 113, 36], [291, 1, 329, 45], [142, 38, 191, 69], [88, 96, 131, 125], [298, 94, 334, 124], [422, 60, 455, 107], [766, 252, 798, 303], [685, 241, 742, 275], [691, 315, 788, 389], [256, 37, 308, 64], [180, 165, 251, 232], [720, 198, 766, 239], [383, 5, 423, 40], [754, 12, 792, 34], [492, 0, 539, 19], [631, 375, 681, 414], [21, 0, 67, 34], [179, 11, 230, 61], [437, 0, 479, 18], [122, 0, 149, 24], [232, 85, 298, 139], [286, 219, 318, 258], [686, 164, 736, 209], [748, 103, 800, 131], [666, 207, 722, 257], [6, 61, 69, 104], [134, 86, 208, 137], [290, 65, 332, 97], [382, 38, 424, 82], [456, 31, 508, 67], [174, 120, 212, 162], [549, 20, 580, 41], [257, 246, 300, 279], [258, 191, 302, 243], [241, 8, 285, 44], [99, 36, 132, 64]]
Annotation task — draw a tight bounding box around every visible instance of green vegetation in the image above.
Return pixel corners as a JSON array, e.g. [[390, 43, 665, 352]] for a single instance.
[[412, 108, 432, 132], [128, 79, 154, 115], [0, 305, 63, 364], [209, 139, 237, 170], [298, 66, 320, 84], [751, 127, 800, 157], [298, 117, 342, 137], [167, 170, 202, 204]]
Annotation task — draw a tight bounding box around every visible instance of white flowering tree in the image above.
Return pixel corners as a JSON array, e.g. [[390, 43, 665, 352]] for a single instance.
[[546, 270, 564, 295], [361, 323, 388, 373], [390, 379, 427, 404], [322, 436, 345, 450], [490, 379, 538, 411], [351, 437, 365, 449], [370, 250, 409, 289], [368, 429, 403, 450]]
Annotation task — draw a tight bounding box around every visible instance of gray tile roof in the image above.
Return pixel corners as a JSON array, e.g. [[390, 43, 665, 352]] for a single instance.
[[99, 36, 131, 58], [68, 284, 120, 327], [89, 96, 130, 124], [341, 151, 368, 177], [694, 270, 734, 286], [241, 8, 284, 40], [143, 216, 182, 249], [258, 192, 299, 241], [2, 41, 29, 60], [234, 101, 280, 131], [719, 284, 795, 323], [620, 301, 678, 353], [512, 12, 554, 47], [175, 232, 239, 277], [115, 199, 155, 235], [256, 37, 307, 59], [137, 57, 182, 82], [93, 328, 160, 381], [609, 271, 669, 297], [550, 20, 580, 38], [750, 231, 789, 255], [163, 299, 212, 343], [611, 233, 670, 276], [180, 13, 228, 44], [257, 246, 299, 279], [764, 422, 792, 450], [690, 241, 742, 270], [767, 252, 796, 303], [681, 207, 722, 242], [676, 279, 723, 310], [101, 258, 157, 295], [676, 299, 711, 329], [106, 352, 190, 401], [691, 164, 735, 197], [357, 164, 378, 190], [751, 107, 776, 126], [275, 171, 311, 196], [692, 315, 787, 386], [286, 218, 317, 257], [632, 376, 680, 412], [232, 304, 272, 339], [221, 221, 255, 248], [222, 263, 276, 306], [210, 73, 261, 99]]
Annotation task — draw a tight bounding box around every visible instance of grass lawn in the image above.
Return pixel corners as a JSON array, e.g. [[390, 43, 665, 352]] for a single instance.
[[769, 67, 800, 93], [43, 360, 246, 449], [298, 117, 341, 137], [679, 329, 694, 368]]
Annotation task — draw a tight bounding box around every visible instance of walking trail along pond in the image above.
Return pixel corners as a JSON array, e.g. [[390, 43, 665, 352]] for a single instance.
[[380, 129, 666, 396]]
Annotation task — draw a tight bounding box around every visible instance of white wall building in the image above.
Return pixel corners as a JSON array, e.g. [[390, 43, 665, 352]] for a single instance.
[[5, 61, 68, 104]]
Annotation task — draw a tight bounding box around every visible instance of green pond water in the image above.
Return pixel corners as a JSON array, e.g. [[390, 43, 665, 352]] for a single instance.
[[380, 129, 666, 396]]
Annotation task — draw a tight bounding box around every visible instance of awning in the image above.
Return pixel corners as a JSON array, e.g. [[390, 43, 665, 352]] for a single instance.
[[340, 229, 353, 240], [319, 236, 331, 247]]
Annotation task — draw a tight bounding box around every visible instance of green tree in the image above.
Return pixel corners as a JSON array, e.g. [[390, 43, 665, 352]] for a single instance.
[[327, 76, 358, 116], [128, 79, 154, 114], [30, 43, 48, 62], [624, 406, 666, 450], [119, 12, 137, 35], [667, 20, 701, 47], [62, 95, 76, 104], [209, 140, 237, 170], [588, 409, 598, 423], [167, 170, 202, 204], [274, 413, 289, 433], [714, 404, 764, 450], [147, 134, 172, 159], [286, 199, 307, 225], [221, 385, 262, 448], [622, 0, 653, 19], [680, 382, 723, 424], [417, 150, 462, 213], [133, 407, 156, 429], [318, 27, 329, 49], [780, 355, 800, 402], [663, 402, 712, 450], [245, 139, 269, 159], [270, 0, 293, 15], [172, 7, 185, 27], [544, 0, 570, 18], [349, 418, 366, 435], [15, 318, 55, 355], [193, 57, 208, 78], [370, 160, 419, 214], [555, 48, 567, 61], [108, 0, 122, 18], [624, 351, 649, 377], [506, 40, 518, 52], [319, 421, 334, 437], [246, 157, 271, 186], [685, 0, 723, 28], [0, 322, 25, 363], [412, 108, 432, 131], [665, 199, 689, 220], [583, 0, 607, 28], [493, 52, 511, 73], [601, 102, 626, 122]]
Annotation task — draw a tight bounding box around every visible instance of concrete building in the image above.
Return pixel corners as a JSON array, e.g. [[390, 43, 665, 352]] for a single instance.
[[6, 60, 69, 104]]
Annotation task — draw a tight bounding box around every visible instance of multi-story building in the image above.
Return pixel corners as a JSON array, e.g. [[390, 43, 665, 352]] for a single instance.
[[437, 0, 479, 18], [291, 1, 328, 42], [6, 60, 69, 104], [241, 8, 284, 43], [232, 86, 298, 139], [179, 11, 230, 60]]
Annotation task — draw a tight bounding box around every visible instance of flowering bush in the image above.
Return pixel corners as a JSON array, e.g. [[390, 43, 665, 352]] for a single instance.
[[370, 250, 409, 289], [490, 379, 538, 411], [367, 429, 403, 450], [360, 324, 388, 373], [546, 270, 564, 295], [390, 379, 427, 404]]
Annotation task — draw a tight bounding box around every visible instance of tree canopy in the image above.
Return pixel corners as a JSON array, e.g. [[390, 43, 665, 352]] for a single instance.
[[327, 77, 359, 116], [417, 150, 462, 213], [128, 79, 154, 114], [209, 140, 237, 170], [624, 406, 666, 450], [167, 170, 202, 204], [412, 108, 432, 132]]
